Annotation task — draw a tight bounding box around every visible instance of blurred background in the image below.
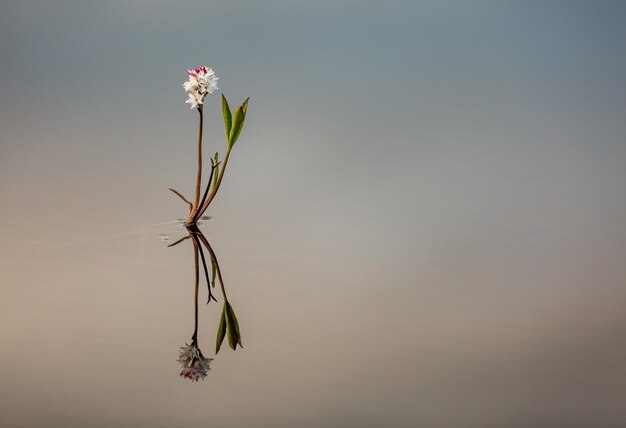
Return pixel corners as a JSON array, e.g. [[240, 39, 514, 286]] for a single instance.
[[1, 1, 625, 427]]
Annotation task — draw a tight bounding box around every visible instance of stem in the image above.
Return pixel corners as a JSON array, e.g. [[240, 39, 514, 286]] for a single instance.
[[169, 188, 193, 213], [193, 107, 204, 212], [192, 160, 219, 224], [197, 146, 233, 216]]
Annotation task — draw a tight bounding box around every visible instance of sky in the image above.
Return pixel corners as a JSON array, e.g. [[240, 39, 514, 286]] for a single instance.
[[1, 1, 626, 427]]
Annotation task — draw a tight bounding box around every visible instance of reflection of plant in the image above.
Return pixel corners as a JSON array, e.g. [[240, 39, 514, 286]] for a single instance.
[[169, 66, 250, 226], [216, 301, 242, 353], [193, 227, 243, 354], [169, 225, 243, 380], [178, 341, 213, 382]]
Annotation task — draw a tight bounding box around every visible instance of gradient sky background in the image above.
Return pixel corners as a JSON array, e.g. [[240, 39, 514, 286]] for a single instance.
[[1, 1, 626, 427]]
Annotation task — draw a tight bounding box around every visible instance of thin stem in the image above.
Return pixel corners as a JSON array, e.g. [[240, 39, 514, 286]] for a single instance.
[[193, 107, 204, 212], [192, 159, 220, 224], [169, 188, 193, 213]]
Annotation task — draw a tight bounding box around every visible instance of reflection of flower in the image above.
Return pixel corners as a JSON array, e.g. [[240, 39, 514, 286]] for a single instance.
[[178, 341, 213, 381], [183, 66, 219, 109]]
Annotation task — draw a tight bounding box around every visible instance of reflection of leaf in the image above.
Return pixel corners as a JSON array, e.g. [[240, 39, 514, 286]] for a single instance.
[[216, 307, 227, 354], [225, 301, 242, 350], [195, 229, 243, 352]]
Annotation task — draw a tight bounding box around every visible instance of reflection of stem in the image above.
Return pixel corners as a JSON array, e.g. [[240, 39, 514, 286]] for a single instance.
[[191, 232, 217, 303], [169, 227, 227, 332], [192, 239, 200, 342], [196, 229, 228, 302], [168, 235, 190, 248]]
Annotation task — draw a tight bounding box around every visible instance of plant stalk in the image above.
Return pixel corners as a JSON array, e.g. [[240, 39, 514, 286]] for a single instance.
[[196, 146, 233, 217], [191, 159, 219, 224], [191, 107, 204, 219]]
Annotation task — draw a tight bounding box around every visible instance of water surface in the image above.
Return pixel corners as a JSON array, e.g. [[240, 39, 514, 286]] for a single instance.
[[2, 1, 626, 427]]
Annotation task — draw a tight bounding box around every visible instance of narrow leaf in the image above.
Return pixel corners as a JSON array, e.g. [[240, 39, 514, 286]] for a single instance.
[[228, 98, 249, 148], [216, 306, 227, 354], [222, 95, 232, 138], [228, 107, 243, 148]]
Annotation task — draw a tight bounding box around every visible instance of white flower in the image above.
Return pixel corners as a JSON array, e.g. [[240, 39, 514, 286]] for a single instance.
[[178, 342, 213, 381], [183, 66, 219, 109]]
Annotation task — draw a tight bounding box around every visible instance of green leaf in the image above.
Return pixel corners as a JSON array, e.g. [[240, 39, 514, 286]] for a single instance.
[[228, 108, 243, 148], [228, 98, 249, 148], [216, 306, 227, 354], [222, 95, 232, 138], [225, 301, 242, 350]]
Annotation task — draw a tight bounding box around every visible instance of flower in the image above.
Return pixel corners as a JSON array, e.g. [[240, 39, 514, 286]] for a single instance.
[[177, 341, 213, 381], [183, 66, 219, 109]]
